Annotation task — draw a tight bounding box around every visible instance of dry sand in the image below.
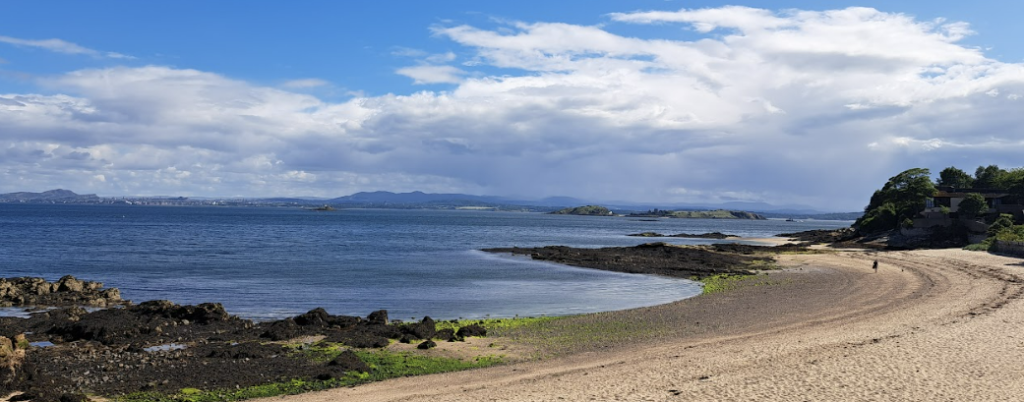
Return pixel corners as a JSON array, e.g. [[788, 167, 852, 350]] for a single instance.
[[266, 249, 1024, 401]]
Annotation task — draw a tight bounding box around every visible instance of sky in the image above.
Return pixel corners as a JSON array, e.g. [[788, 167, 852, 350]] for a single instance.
[[3, 1, 1024, 211]]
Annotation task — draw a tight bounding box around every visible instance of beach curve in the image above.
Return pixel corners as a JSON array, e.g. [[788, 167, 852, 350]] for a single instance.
[[262, 249, 1024, 401]]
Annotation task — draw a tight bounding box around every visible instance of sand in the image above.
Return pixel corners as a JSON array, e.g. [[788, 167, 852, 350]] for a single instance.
[[262, 248, 1024, 401]]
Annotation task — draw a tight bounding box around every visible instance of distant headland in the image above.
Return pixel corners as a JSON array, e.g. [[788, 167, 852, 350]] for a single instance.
[[0, 189, 859, 221]]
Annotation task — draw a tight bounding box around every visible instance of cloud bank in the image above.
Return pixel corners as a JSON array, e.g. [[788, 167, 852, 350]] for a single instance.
[[3, 7, 1024, 210]]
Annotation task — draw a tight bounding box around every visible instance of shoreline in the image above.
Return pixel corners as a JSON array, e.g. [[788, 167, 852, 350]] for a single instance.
[[269, 248, 1024, 401]]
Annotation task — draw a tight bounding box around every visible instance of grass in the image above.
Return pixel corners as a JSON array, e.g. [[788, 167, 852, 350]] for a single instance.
[[115, 346, 502, 402]]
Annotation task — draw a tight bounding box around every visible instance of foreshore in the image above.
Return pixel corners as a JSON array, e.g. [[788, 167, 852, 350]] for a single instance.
[[5, 242, 1024, 401], [271, 248, 1024, 401]]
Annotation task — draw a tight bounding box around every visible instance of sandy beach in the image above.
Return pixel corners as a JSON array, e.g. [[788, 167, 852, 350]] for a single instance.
[[267, 248, 1024, 401]]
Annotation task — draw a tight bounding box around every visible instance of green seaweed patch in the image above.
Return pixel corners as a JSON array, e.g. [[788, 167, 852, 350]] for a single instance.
[[485, 313, 671, 358], [115, 349, 502, 402], [435, 316, 563, 335], [697, 273, 756, 294]]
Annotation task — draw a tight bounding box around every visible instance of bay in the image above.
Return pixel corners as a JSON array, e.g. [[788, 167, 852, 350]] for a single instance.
[[0, 204, 851, 321]]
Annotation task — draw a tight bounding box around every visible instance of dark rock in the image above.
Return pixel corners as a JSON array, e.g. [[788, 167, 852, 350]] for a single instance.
[[401, 316, 436, 340], [455, 324, 487, 338], [482, 242, 795, 280], [259, 319, 299, 341], [433, 328, 456, 341], [366, 310, 388, 326], [326, 350, 370, 373], [294, 308, 331, 326], [417, 340, 437, 350]]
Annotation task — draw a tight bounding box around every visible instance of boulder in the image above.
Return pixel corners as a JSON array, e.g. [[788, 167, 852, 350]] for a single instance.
[[455, 324, 487, 338], [401, 316, 436, 340], [56, 276, 85, 293], [433, 328, 456, 342], [366, 310, 388, 326], [417, 340, 437, 350]]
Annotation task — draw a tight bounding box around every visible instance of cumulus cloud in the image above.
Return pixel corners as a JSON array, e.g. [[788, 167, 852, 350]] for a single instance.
[[0, 35, 133, 59], [3, 7, 1024, 210]]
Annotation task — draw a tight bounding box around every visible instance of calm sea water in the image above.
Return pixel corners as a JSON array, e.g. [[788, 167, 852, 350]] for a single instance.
[[0, 205, 851, 321]]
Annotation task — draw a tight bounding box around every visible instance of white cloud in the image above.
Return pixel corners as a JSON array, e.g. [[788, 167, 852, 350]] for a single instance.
[[3, 7, 1024, 210], [0, 35, 132, 59], [395, 65, 466, 84], [282, 78, 330, 89]]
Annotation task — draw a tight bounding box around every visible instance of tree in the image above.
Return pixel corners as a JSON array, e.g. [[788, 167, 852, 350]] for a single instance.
[[974, 165, 1007, 189], [957, 192, 988, 218], [855, 168, 937, 233], [936, 166, 974, 189], [998, 168, 1024, 202], [989, 214, 1016, 236]]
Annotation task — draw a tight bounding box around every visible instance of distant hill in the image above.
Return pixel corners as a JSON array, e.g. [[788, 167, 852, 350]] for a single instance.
[[549, 205, 614, 216], [757, 211, 862, 221], [628, 209, 766, 220], [0, 189, 100, 203]]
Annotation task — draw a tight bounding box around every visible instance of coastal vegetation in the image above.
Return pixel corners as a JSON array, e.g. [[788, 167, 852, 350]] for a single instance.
[[549, 205, 613, 215], [852, 165, 1024, 252], [855, 168, 936, 233]]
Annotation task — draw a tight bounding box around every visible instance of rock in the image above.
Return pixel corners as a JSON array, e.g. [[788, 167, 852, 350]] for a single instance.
[[57, 276, 85, 293], [0, 334, 27, 383], [401, 316, 436, 340], [0, 276, 126, 308], [417, 340, 437, 350], [327, 350, 369, 373], [455, 324, 487, 338], [366, 310, 388, 326], [294, 308, 331, 326], [433, 328, 456, 342], [627, 232, 664, 237]]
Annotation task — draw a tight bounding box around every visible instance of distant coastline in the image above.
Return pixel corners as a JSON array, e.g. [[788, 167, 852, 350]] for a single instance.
[[0, 189, 861, 221]]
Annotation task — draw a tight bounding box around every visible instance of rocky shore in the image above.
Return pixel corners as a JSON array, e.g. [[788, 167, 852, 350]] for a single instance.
[[0, 277, 487, 402], [0, 276, 124, 308], [1, 237, 817, 401], [483, 242, 809, 279], [626, 231, 737, 239]]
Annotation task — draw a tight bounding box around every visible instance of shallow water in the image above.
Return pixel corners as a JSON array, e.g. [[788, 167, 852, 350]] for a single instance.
[[0, 204, 850, 320]]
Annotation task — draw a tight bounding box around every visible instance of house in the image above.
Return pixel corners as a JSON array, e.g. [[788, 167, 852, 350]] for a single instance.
[[919, 186, 1024, 223], [928, 187, 1010, 214]]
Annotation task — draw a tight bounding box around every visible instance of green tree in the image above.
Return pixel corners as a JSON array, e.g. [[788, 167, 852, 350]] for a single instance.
[[936, 166, 974, 188], [855, 168, 937, 233], [989, 214, 1016, 236], [998, 168, 1024, 201], [974, 165, 1007, 189], [957, 192, 988, 217]]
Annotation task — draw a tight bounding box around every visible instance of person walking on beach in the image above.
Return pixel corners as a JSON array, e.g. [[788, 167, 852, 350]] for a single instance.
[[873, 260, 879, 273]]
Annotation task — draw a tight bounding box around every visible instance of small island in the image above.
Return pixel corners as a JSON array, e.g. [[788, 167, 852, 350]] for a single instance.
[[549, 205, 614, 216], [627, 209, 766, 220]]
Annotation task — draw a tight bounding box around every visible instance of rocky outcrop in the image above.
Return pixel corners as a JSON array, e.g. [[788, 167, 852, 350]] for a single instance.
[[484, 242, 806, 279], [0, 276, 123, 308], [627, 232, 736, 239], [549, 205, 613, 216]]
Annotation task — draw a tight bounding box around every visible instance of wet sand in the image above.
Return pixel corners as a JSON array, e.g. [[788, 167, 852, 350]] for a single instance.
[[267, 249, 1024, 401]]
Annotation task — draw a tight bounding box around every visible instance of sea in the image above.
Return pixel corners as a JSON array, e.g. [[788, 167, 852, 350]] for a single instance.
[[0, 204, 852, 321]]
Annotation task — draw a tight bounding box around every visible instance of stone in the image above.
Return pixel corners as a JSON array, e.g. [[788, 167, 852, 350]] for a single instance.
[[366, 310, 388, 326], [456, 324, 487, 338], [417, 340, 437, 350]]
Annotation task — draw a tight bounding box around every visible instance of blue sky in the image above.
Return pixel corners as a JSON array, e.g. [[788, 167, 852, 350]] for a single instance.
[[3, 2, 1024, 211]]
